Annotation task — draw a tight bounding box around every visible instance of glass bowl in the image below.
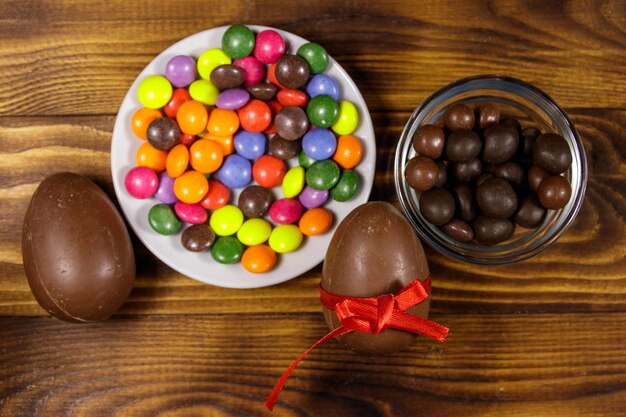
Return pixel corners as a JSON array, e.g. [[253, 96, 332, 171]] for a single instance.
[[394, 75, 587, 265]]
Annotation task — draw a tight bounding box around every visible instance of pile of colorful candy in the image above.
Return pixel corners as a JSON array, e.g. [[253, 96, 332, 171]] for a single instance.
[[124, 25, 363, 273]]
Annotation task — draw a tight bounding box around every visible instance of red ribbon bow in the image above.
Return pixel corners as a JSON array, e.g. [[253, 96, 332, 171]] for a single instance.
[[264, 275, 449, 410]]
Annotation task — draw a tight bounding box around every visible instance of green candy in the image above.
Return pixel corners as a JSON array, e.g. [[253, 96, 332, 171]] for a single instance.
[[222, 25, 255, 59], [330, 169, 358, 202], [306, 95, 339, 128], [148, 204, 181, 235], [210, 236, 244, 264], [306, 160, 340, 191], [298, 150, 317, 169], [297, 42, 329, 74]]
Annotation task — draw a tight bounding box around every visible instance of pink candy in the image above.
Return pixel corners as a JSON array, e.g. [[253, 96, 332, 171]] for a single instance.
[[269, 198, 303, 224], [174, 202, 208, 224], [124, 166, 158, 199], [233, 56, 266, 86], [254, 30, 285, 65]]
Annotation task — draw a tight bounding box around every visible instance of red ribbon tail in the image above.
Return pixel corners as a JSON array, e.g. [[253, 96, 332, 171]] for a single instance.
[[264, 325, 352, 411]]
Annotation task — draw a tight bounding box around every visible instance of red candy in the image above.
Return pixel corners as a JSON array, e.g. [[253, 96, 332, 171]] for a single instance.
[[253, 155, 287, 188], [179, 133, 196, 146], [277, 89, 309, 107], [269, 198, 304, 224], [268, 63, 286, 89], [164, 88, 192, 118], [174, 201, 208, 224], [253, 30, 285, 65], [238, 99, 272, 133], [233, 56, 266, 86], [200, 179, 230, 210]]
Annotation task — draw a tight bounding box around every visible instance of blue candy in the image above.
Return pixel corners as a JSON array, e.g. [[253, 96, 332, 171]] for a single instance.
[[306, 74, 339, 101], [234, 130, 267, 160], [302, 128, 337, 160], [217, 154, 252, 188]]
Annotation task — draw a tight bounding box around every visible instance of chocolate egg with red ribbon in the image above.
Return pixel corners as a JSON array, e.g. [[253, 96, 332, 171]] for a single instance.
[[322, 201, 431, 354]]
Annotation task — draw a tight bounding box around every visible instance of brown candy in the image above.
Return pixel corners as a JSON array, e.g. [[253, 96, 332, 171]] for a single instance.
[[444, 103, 475, 131], [476, 177, 518, 218], [514, 195, 547, 229], [538, 175, 572, 209], [528, 165, 549, 193], [493, 161, 525, 185], [210, 64, 245, 90], [533, 133, 572, 174], [482, 124, 519, 164], [442, 219, 474, 242], [453, 184, 478, 222], [435, 160, 448, 187], [419, 187, 455, 225], [445, 130, 482, 163], [451, 158, 482, 183], [247, 82, 277, 101], [476, 172, 494, 187], [275, 106, 309, 140], [238, 185, 275, 218], [269, 134, 301, 160], [500, 117, 522, 131], [413, 124, 445, 159], [274, 55, 310, 89], [519, 127, 541, 157], [147, 117, 180, 151], [181, 224, 215, 252], [405, 156, 438, 191], [474, 215, 515, 245], [476, 103, 500, 130]]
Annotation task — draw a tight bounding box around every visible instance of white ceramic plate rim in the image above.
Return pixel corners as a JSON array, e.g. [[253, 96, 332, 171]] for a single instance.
[[111, 25, 376, 288]]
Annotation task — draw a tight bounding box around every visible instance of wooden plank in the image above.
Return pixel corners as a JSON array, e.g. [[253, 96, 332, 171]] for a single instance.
[[0, 109, 624, 316], [0, 0, 624, 116], [0, 312, 624, 416]]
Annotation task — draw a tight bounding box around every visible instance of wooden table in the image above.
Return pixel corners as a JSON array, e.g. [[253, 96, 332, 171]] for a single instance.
[[1, 1, 625, 416]]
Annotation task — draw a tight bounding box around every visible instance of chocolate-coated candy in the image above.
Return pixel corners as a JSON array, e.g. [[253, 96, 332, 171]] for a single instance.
[[419, 187, 455, 225], [453, 185, 478, 222], [476, 103, 500, 130], [482, 124, 519, 164], [298, 150, 317, 169], [269, 134, 301, 160], [306, 159, 340, 190], [307, 94, 339, 128], [216, 88, 250, 110], [211, 236, 244, 264], [442, 219, 474, 242], [514, 195, 547, 229], [299, 186, 328, 209], [500, 117, 522, 131], [238, 185, 274, 218], [494, 161, 525, 185], [476, 177, 518, 218], [148, 204, 182, 235], [306, 74, 339, 101], [528, 165, 549, 193], [451, 158, 482, 183], [533, 133, 572, 174], [444, 103, 475, 131], [274, 54, 310, 89], [474, 215, 514, 245], [247, 82, 277, 101], [297, 42, 329, 74], [538, 175, 572, 209], [476, 172, 493, 187], [435, 161, 448, 187], [445, 130, 481, 163], [181, 224, 215, 252], [405, 156, 438, 191], [222, 25, 255, 59], [147, 117, 180, 151], [210, 64, 245, 90], [275, 106, 309, 140], [519, 127, 541, 157], [330, 169, 358, 202], [413, 124, 445, 159]]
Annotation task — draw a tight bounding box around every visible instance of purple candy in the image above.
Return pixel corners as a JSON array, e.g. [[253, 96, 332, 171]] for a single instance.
[[306, 74, 339, 101], [298, 186, 329, 209], [174, 202, 208, 224], [216, 88, 250, 110], [216, 154, 252, 189], [269, 198, 303, 225], [302, 128, 337, 160], [155, 171, 177, 204], [124, 166, 158, 199], [165, 55, 197, 88]]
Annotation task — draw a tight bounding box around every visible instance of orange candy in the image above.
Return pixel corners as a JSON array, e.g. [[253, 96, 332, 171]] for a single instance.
[[173, 171, 209, 204], [332, 135, 363, 169], [299, 208, 333, 236], [189, 139, 224, 174], [241, 245, 277, 273], [136, 142, 167, 172], [263, 100, 284, 134], [268, 63, 286, 89], [177, 100, 209, 135], [165, 144, 189, 178], [205, 133, 234, 155], [207, 108, 240, 137], [132, 108, 162, 140]]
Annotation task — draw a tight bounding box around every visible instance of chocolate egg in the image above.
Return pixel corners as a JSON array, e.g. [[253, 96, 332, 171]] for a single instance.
[[322, 202, 430, 354], [22, 173, 135, 322]]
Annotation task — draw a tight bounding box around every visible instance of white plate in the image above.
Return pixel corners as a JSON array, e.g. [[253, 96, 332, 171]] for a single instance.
[[111, 25, 375, 288]]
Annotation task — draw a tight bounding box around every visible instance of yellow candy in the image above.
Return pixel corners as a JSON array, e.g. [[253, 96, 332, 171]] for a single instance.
[[197, 48, 232, 80], [237, 218, 272, 246], [189, 79, 220, 106], [137, 75, 172, 109], [331, 100, 358, 136], [209, 205, 244, 236], [269, 224, 303, 253], [282, 166, 305, 198]]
